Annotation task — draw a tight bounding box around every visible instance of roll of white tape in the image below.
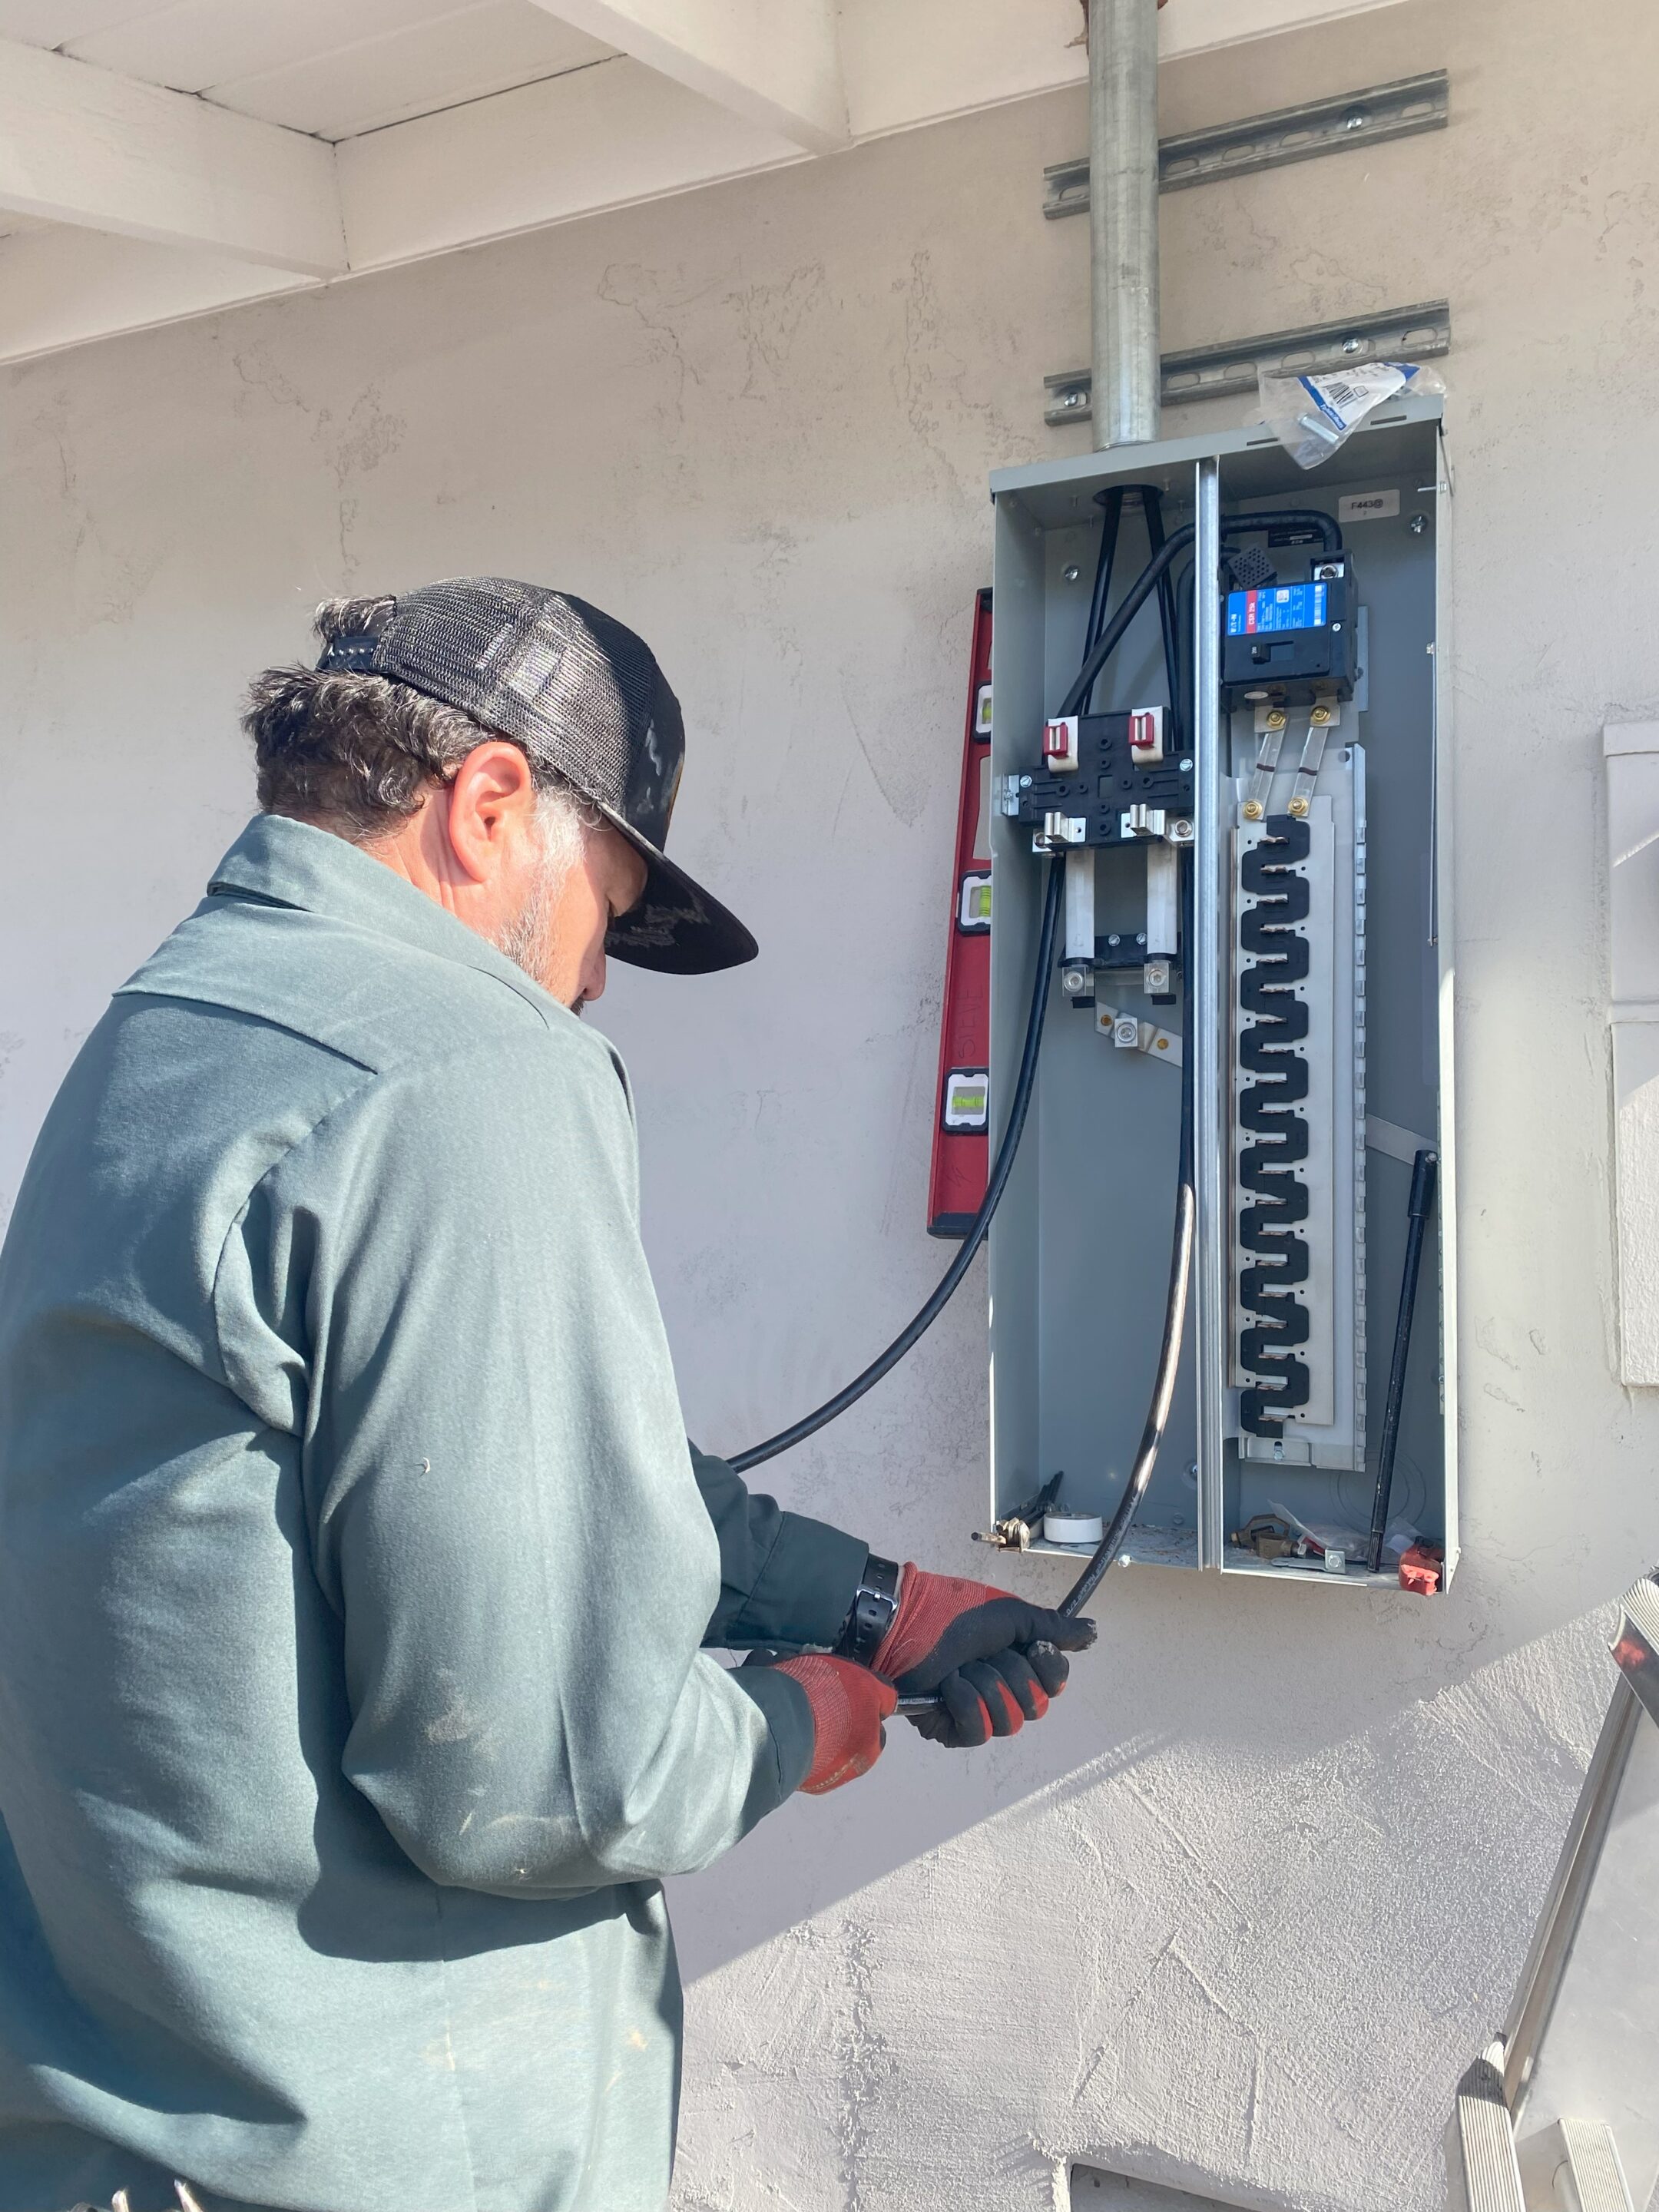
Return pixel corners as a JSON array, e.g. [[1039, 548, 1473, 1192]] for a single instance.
[[1043, 1511, 1104, 1546]]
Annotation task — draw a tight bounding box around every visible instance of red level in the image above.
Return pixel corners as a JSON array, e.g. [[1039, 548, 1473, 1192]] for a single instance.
[[927, 588, 995, 1239]]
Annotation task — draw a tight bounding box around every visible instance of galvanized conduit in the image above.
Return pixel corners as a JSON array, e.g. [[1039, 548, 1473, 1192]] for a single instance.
[[1089, 0, 1162, 449]]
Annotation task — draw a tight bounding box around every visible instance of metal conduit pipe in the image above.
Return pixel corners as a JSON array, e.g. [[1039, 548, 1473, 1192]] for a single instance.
[[1088, 0, 1162, 448]]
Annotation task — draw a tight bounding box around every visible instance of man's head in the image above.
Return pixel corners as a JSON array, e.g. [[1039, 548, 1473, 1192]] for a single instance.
[[243, 582, 756, 1008]]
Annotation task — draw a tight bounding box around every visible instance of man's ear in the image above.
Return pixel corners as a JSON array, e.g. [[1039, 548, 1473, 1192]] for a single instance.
[[445, 742, 538, 884]]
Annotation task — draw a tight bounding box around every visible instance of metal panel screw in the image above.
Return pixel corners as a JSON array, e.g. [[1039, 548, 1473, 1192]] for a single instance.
[[1019, 773, 1032, 786], [1409, 512, 1428, 535], [1343, 108, 1369, 131], [1341, 336, 1364, 356], [1062, 564, 1081, 583]]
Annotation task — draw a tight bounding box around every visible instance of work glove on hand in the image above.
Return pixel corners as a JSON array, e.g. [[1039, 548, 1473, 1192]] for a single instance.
[[772, 1654, 899, 1795], [873, 1567, 1097, 1749]]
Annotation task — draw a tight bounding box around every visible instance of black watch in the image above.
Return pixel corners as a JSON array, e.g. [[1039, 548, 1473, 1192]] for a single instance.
[[834, 1554, 901, 1665]]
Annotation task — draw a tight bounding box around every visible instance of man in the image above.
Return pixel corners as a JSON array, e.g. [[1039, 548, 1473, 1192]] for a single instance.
[[0, 580, 1089, 2212]]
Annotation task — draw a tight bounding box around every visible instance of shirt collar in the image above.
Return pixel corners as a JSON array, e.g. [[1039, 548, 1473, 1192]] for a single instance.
[[207, 812, 565, 1021]]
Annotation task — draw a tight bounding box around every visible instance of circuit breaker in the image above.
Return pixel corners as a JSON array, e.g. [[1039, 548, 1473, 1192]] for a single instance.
[[983, 396, 1453, 1590]]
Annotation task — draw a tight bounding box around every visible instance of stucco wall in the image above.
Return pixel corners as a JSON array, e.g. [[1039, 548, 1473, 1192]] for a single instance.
[[3, 0, 1657, 2205]]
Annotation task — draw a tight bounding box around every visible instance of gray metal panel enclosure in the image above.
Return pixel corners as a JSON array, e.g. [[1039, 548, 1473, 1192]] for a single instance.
[[987, 396, 1454, 1589]]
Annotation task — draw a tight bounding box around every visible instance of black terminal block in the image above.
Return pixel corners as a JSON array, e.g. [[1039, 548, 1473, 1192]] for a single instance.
[[1011, 711, 1193, 849], [1221, 558, 1358, 707]]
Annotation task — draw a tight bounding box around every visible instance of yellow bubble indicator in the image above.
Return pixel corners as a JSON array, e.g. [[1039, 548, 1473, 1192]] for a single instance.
[[942, 1069, 990, 1133]]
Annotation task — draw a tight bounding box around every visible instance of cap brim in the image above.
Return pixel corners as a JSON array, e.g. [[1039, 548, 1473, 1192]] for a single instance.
[[598, 806, 758, 975]]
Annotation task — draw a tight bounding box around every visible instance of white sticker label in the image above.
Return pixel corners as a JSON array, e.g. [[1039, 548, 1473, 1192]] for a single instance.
[[1302, 360, 1413, 433], [1338, 489, 1402, 524]]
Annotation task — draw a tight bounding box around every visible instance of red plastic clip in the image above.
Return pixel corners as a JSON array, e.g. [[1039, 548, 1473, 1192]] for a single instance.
[[1128, 706, 1166, 763], [1398, 1541, 1444, 1597]]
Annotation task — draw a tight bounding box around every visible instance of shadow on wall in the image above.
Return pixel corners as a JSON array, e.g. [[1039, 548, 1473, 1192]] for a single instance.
[[670, 1608, 1620, 2212], [671, 1576, 1617, 1988]]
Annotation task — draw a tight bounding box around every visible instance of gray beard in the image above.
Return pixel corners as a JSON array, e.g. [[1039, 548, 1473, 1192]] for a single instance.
[[492, 868, 570, 1005]]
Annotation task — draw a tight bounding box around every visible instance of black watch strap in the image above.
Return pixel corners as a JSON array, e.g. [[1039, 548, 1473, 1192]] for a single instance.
[[834, 1554, 901, 1665]]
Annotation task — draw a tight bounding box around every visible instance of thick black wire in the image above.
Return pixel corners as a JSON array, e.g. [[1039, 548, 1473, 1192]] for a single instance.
[[729, 862, 1065, 1475], [1140, 490, 1184, 750], [1058, 849, 1196, 1615], [893, 866, 1194, 1704], [1061, 508, 1345, 726], [1084, 488, 1126, 680], [1060, 529, 1193, 720], [1231, 508, 1342, 555], [1049, 516, 1194, 1612]]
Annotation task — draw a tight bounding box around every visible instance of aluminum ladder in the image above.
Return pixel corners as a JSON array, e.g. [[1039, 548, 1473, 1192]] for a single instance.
[[1446, 1572, 1659, 2212]]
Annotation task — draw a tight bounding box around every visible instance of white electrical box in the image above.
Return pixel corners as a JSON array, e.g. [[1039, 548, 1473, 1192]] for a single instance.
[[985, 396, 1455, 1589]]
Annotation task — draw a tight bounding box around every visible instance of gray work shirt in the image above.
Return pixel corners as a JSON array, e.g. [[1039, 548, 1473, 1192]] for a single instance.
[[0, 815, 866, 2212]]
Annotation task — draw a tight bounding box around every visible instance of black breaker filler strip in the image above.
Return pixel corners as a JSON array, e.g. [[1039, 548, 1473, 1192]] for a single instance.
[[1235, 813, 1316, 1439]]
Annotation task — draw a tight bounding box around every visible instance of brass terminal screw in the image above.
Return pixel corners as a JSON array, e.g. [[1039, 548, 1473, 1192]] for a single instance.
[[1242, 799, 1264, 820], [1266, 709, 1287, 731], [1310, 704, 1332, 727], [1287, 795, 1310, 818]]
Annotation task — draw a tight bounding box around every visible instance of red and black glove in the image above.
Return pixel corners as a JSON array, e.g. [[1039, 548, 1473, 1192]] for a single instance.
[[873, 1567, 1096, 1748], [772, 1654, 899, 1794]]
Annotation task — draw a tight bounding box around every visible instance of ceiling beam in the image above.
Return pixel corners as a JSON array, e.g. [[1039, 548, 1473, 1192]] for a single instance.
[[0, 224, 312, 367], [840, 0, 1411, 141], [0, 0, 1415, 366], [339, 56, 800, 273], [0, 35, 344, 276], [529, 0, 848, 155]]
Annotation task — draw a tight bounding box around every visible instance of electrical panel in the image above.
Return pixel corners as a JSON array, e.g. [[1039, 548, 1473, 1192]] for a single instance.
[[983, 396, 1454, 1591]]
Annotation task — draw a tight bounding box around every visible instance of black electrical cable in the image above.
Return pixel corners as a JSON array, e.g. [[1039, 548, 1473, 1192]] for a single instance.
[[1084, 487, 1127, 683], [892, 854, 1196, 1710], [1365, 1149, 1439, 1573], [1231, 508, 1342, 554], [1140, 489, 1184, 749], [1062, 508, 1346, 726], [728, 861, 1065, 1476], [1055, 848, 1196, 1617], [1061, 528, 1194, 721]]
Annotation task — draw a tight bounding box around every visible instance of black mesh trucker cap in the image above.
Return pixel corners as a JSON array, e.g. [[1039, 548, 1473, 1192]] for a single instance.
[[316, 578, 757, 975]]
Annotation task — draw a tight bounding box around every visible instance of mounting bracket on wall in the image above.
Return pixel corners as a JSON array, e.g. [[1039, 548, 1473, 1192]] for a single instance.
[[1042, 69, 1449, 217], [1043, 302, 1453, 427]]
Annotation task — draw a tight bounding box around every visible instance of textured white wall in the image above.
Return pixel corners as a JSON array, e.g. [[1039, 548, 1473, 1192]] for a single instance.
[[2, 1, 1657, 2206]]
